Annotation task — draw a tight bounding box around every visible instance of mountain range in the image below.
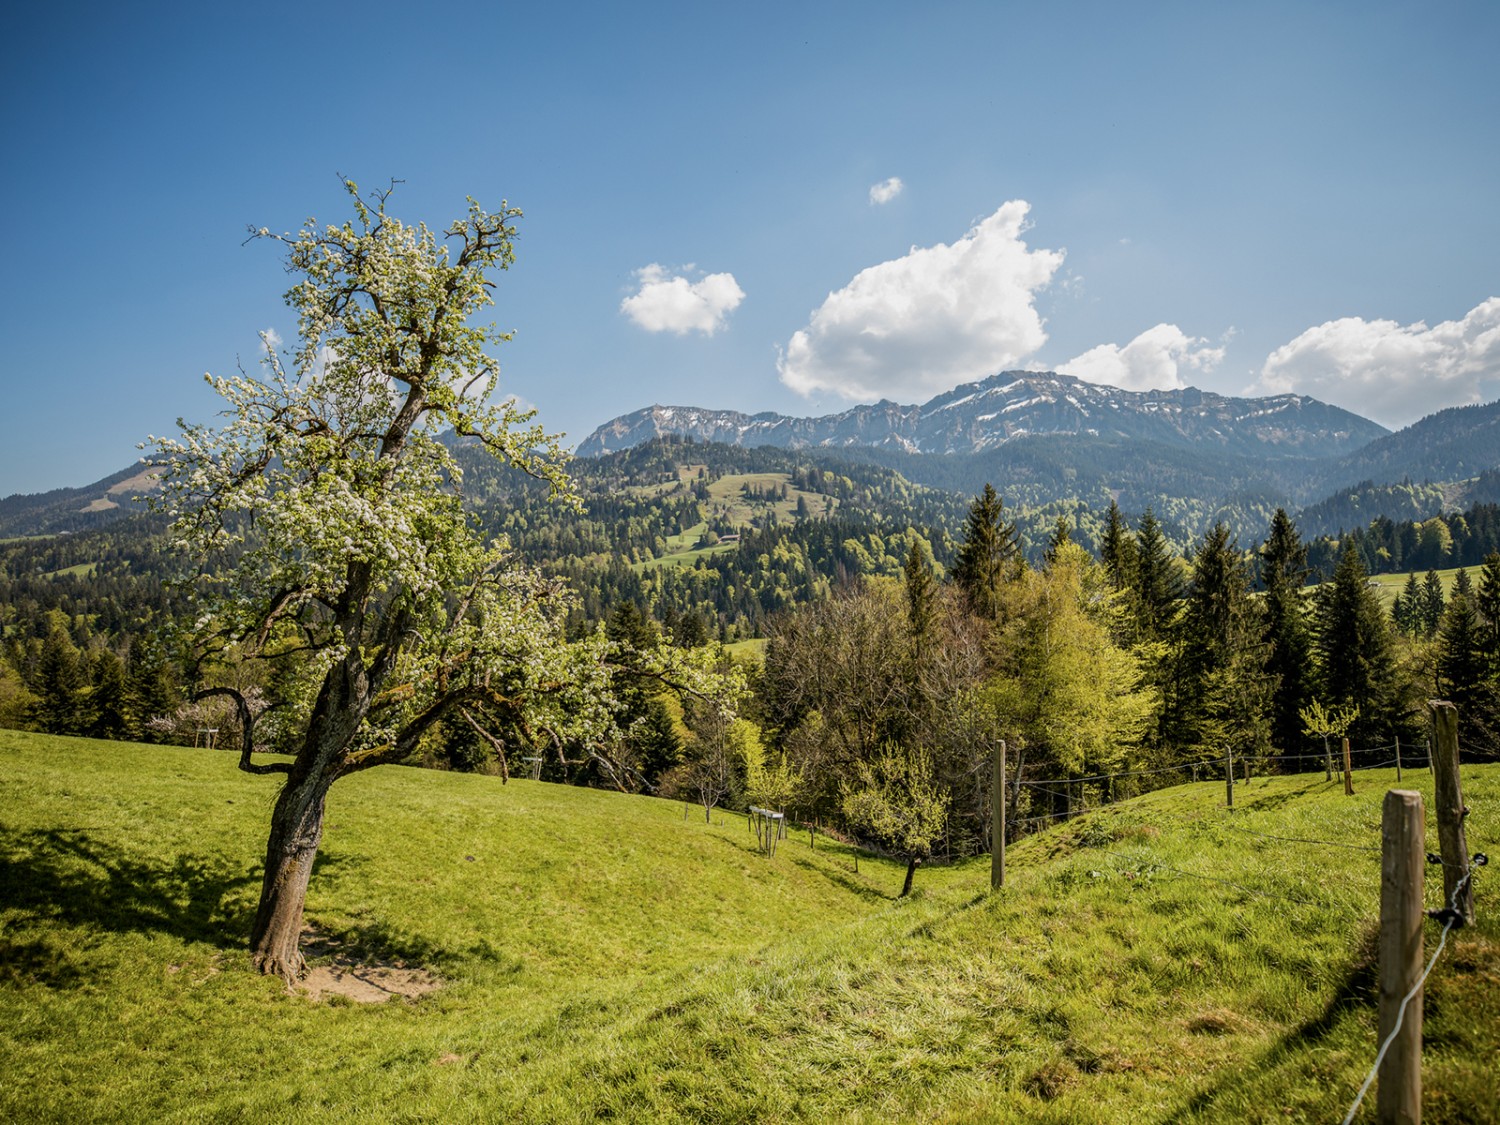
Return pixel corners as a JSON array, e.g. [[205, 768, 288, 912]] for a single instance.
[[2, 371, 1496, 541], [577, 370, 1389, 460]]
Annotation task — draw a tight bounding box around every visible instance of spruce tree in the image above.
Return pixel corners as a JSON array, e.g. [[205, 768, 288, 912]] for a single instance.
[[1178, 524, 1272, 759], [88, 649, 130, 741], [1476, 553, 1500, 678], [1313, 542, 1400, 746], [1133, 508, 1182, 642], [1421, 570, 1446, 636], [1392, 572, 1423, 636], [1464, 552, 1500, 755], [903, 537, 936, 655], [952, 483, 1020, 621], [125, 636, 179, 742], [33, 626, 88, 735], [1260, 509, 1313, 755], [1436, 584, 1485, 708], [1099, 499, 1138, 594], [1043, 515, 1072, 567]]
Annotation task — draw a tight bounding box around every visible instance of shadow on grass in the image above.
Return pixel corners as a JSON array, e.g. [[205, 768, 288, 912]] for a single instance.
[[0, 825, 263, 950], [302, 916, 474, 973], [0, 826, 459, 977], [787, 853, 892, 902], [0, 934, 85, 988], [1164, 924, 1378, 1121], [902, 891, 990, 941], [1240, 780, 1333, 813]]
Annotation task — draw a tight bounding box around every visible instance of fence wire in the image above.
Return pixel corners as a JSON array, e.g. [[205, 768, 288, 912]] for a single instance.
[[1340, 862, 1481, 1125]]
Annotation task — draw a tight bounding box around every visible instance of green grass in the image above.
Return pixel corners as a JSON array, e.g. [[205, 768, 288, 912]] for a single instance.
[[722, 637, 769, 660], [2, 732, 1496, 1123], [634, 470, 838, 574], [631, 521, 738, 573], [41, 562, 97, 579], [1304, 565, 1472, 612], [1362, 566, 1468, 611]]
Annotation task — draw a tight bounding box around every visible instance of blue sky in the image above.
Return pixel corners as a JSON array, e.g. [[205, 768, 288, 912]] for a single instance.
[[3, 1, 1498, 495]]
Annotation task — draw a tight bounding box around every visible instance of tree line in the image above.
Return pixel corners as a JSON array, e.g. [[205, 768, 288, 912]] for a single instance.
[[638, 489, 1500, 894], [5, 463, 1500, 839]]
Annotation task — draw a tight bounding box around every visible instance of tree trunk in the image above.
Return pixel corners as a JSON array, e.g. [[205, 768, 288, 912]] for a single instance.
[[900, 855, 921, 897], [250, 766, 334, 982], [247, 651, 372, 981]]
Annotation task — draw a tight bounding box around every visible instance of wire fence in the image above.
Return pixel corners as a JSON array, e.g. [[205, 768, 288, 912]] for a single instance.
[[1340, 857, 1486, 1125], [1001, 739, 1487, 1122], [1002, 738, 1450, 846]]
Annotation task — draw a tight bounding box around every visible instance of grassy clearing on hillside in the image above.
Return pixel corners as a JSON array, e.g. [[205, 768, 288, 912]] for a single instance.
[[1362, 565, 1468, 610], [41, 562, 96, 579], [1, 733, 1496, 1123], [634, 470, 838, 574], [1304, 565, 1471, 612]]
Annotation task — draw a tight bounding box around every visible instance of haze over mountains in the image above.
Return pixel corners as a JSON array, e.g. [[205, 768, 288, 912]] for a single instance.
[[578, 370, 1389, 459]]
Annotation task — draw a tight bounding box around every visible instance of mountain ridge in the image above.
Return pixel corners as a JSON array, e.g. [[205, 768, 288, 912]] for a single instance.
[[576, 370, 1388, 459]]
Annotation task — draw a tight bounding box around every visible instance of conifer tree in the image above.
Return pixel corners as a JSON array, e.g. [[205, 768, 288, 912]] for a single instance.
[[952, 483, 1020, 621], [1476, 553, 1500, 678], [1436, 581, 1485, 709], [1260, 509, 1313, 754], [1043, 515, 1072, 567], [1421, 570, 1446, 635], [1463, 552, 1500, 755], [1313, 542, 1400, 746], [125, 636, 179, 742], [903, 537, 936, 657], [1133, 508, 1182, 642], [87, 648, 130, 741], [1392, 572, 1423, 636], [32, 626, 87, 735], [1178, 524, 1271, 759], [1099, 499, 1137, 593]]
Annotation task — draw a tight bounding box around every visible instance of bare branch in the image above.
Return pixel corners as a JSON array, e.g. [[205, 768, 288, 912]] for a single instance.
[[459, 707, 510, 783]]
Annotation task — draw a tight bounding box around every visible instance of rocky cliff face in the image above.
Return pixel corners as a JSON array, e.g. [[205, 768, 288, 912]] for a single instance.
[[576, 371, 1388, 459]]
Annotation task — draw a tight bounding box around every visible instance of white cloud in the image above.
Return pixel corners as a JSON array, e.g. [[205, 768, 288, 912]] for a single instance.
[[620, 264, 745, 336], [869, 177, 904, 205], [261, 327, 283, 350], [1251, 298, 1500, 426], [778, 200, 1064, 402], [1060, 324, 1226, 392]]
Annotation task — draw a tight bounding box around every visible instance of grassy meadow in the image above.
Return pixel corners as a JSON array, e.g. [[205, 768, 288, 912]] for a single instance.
[[1, 732, 1496, 1123], [630, 469, 838, 574]]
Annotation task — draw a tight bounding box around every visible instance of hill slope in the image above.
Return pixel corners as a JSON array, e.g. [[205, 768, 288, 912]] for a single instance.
[[2, 733, 1495, 1123], [1310, 398, 1500, 498]]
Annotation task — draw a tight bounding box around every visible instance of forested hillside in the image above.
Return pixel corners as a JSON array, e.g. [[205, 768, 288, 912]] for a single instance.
[[4, 434, 1500, 830]]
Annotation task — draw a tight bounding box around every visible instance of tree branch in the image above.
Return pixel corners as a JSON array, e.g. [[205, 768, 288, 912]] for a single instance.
[[195, 686, 292, 776]]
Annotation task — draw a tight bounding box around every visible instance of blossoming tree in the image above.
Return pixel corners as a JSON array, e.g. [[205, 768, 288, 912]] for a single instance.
[[153, 182, 732, 981]]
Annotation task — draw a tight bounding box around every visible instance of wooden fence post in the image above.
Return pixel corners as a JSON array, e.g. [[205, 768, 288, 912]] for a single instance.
[[1343, 737, 1354, 796], [991, 740, 1006, 890], [1428, 701, 1473, 927], [1225, 749, 1234, 809], [1378, 788, 1425, 1124], [1325, 735, 1333, 781], [1395, 733, 1403, 782]]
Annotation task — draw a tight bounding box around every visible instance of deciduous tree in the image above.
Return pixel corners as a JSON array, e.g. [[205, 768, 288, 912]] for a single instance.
[[153, 182, 731, 980]]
